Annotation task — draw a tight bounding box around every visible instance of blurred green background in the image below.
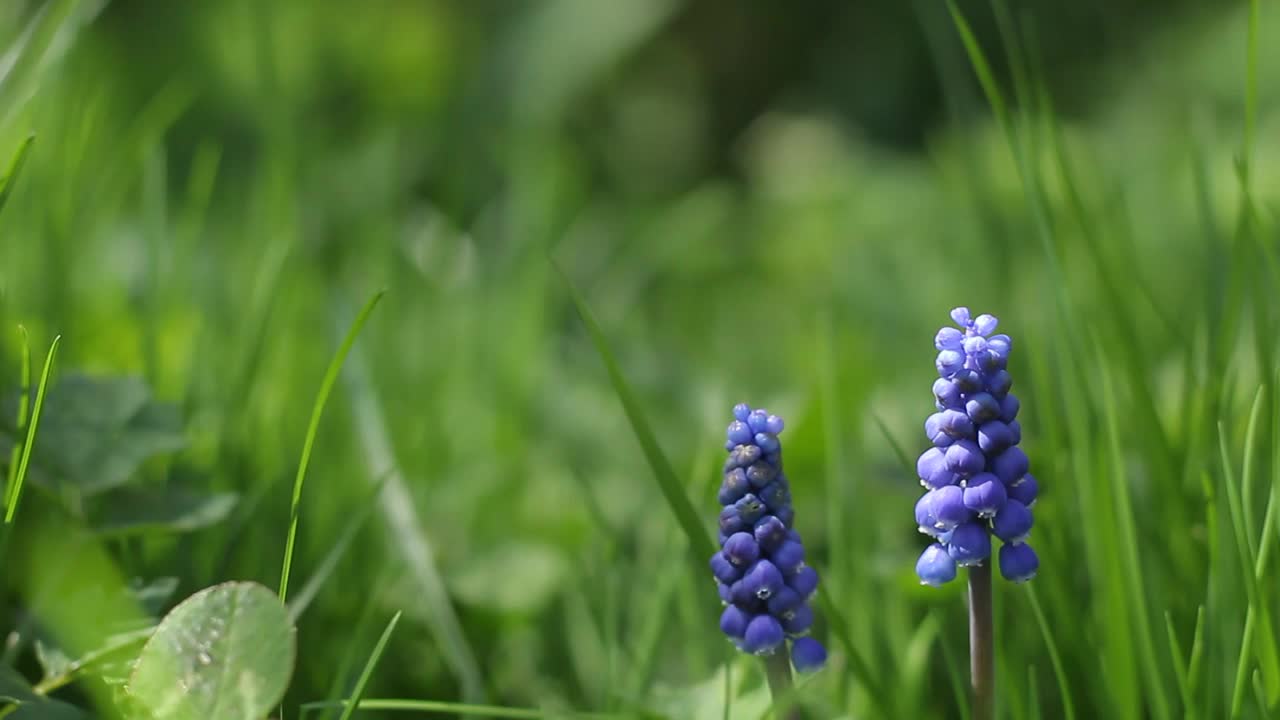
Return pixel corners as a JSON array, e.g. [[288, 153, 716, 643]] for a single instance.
[[2, 0, 1279, 718]]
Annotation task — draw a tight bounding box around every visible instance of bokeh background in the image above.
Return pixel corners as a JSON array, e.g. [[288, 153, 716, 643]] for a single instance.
[[2, 0, 1279, 718]]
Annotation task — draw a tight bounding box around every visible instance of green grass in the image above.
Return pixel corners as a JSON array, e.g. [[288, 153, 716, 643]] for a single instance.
[[0, 1, 1278, 719]]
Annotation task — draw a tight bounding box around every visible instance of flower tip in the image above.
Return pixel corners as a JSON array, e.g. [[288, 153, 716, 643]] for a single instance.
[[916, 543, 957, 586], [949, 307, 972, 327], [999, 542, 1039, 583], [791, 637, 828, 673], [973, 313, 998, 336]]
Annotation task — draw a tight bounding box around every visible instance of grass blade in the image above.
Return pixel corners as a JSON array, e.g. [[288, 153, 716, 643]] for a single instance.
[[4, 334, 59, 523], [555, 260, 714, 562], [1165, 611, 1190, 710], [336, 611, 402, 720], [1219, 396, 1280, 707], [4, 325, 30, 501], [277, 290, 384, 602], [304, 698, 623, 719], [1186, 605, 1206, 702], [814, 590, 885, 712], [1257, 670, 1275, 720], [1100, 349, 1173, 720], [872, 414, 912, 474], [340, 303, 485, 703], [1025, 584, 1076, 720], [286, 475, 388, 624], [944, 0, 1009, 131], [0, 135, 34, 218]]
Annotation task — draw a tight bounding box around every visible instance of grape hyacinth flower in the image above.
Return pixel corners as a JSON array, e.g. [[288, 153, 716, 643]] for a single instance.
[[913, 308, 1039, 719], [712, 404, 826, 710]]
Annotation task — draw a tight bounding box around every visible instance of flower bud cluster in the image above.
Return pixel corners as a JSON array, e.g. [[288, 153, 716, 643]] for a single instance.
[[712, 404, 827, 673], [914, 308, 1040, 586]]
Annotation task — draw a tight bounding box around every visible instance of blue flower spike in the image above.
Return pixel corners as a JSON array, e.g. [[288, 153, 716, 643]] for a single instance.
[[712, 405, 827, 672], [914, 308, 1039, 585]]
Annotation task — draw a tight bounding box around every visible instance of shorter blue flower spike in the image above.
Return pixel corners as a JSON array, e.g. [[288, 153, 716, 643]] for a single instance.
[[767, 586, 804, 616], [743, 615, 785, 655], [753, 515, 787, 550], [754, 432, 780, 454], [744, 559, 784, 600], [710, 552, 742, 584], [788, 565, 819, 598], [998, 542, 1039, 582], [746, 462, 776, 488], [717, 581, 732, 605], [781, 603, 814, 635], [728, 421, 753, 445], [713, 405, 825, 672], [917, 543, 957, 586], [791, 637, 828, 673], [946, 522, 992, 567], [758, 481, 790, 512], [719, 507, 747, 535], [734, 494, 767, 524], [774, 505, 795, 528], [720, 605, 750, 638], [724, 533, 761, 567], [720, 468, 751, 505], [771, 540, 805, 574]]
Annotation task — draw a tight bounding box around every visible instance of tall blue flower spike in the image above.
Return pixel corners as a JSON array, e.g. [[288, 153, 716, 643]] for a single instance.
[[915, 308, 1039, 585], [713, 404, 827, 672]]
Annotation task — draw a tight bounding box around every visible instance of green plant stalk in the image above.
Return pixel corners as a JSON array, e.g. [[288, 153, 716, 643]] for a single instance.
[[970, 563, 995, 720], [764, 653, 801, 720]]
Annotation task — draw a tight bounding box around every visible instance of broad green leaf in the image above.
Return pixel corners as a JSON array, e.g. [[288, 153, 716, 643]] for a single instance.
[[7, 699, 87, 719], [0, 664, 40, 702], [126, 581, 296, 720], [0, 664, 87, 719], [28, 374, 185, 496], [90, 488, 237, 537]]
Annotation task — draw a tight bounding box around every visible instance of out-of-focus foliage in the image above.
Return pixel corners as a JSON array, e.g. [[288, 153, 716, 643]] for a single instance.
[[0, 0, 1277, 718]]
